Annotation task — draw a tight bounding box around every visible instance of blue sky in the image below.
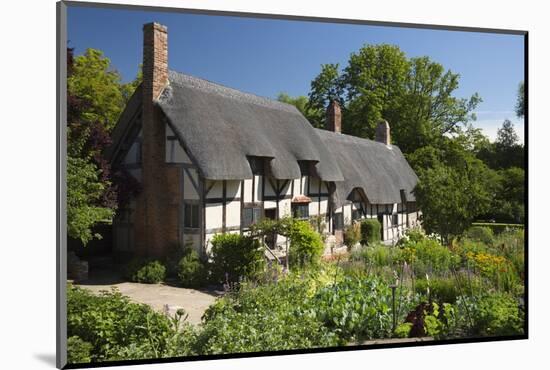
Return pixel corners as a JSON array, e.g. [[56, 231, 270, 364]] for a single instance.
[[67, 5, 525, 143]]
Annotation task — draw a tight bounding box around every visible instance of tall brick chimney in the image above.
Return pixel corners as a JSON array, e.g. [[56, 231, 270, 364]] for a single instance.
[[134, 22, 177, 257], [325, 100, 342, 133], [375, 119, 391, 146]]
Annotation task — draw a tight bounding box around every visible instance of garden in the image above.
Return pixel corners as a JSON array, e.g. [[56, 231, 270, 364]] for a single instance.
[[67, 218, 525, 364]]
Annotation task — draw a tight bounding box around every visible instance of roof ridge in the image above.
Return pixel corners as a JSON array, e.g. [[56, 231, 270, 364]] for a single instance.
[[314, 127, 395, 148], [167, 70, 299, 114]]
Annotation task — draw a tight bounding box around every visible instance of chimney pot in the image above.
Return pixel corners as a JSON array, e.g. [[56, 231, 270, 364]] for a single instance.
[[375, 120, 391, 145], [325, 100, 342, 133]]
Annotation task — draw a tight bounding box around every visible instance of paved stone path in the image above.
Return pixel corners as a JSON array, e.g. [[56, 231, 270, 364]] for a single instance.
[[74, 270, 221, 325]]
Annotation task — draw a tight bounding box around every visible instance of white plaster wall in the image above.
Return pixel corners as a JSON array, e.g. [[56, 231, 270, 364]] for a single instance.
[[205, 203, 223, 230], [264, 200, 276, 209], [243, 179, 253, 203], [253, 175, 262, 202], [226, 200, 241, 228], [343, 203, 352, 225], [207, 180, 223, 198], [227, 180, 241, 200], [292, 178, 300, 196], [279, 199, 292, 217], [319, 198, 328, 215], [307, 201, 315, 217]]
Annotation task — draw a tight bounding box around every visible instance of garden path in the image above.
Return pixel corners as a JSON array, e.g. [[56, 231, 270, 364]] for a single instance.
[[74, 269, 221, 325]]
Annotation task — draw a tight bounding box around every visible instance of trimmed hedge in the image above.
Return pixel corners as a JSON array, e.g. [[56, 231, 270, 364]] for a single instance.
[[472, 222, 523, 235], [464, 226, 494, 245], [360, 219, 381, 245], [210, 234, 266, 283]]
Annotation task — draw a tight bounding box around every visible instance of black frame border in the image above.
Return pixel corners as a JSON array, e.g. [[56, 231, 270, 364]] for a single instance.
[[57, 1, 529, 369]]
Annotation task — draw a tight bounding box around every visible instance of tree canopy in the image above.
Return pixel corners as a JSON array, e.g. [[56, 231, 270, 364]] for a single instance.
[[67, 48, 140, 245], [307, 44, 481, 154]]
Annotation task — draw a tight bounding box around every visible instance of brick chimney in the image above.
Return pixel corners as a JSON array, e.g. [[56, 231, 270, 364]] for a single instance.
[[375, 119, 391, 145], [134, 22, 177, 257], [325, 100, 342, 133]]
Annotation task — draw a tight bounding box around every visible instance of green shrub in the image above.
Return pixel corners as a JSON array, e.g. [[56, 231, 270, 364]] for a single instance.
[[164, 243, 186, 278], [288, 220, 325, 267], [360, 219, 381, 245], [196, 277, 339, 354], [126, 259, 166, 284], [67, 336, 93, 364], [400, 238, 459, 276], [311, 276, 395, 341], [356, 243, 401, 269], [210, 233, 266, 283], [456, 292, 524, 337], [464, 226, 494, 246], [344, 222, 361, 250], [394, 323, 413, 338], [414, 275, 483, 304], [177, 248, 207, 288], [67, 284, 195, 361]]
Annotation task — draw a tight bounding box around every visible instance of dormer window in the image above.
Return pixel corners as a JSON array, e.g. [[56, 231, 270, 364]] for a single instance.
[[248, 157, 265, 175]]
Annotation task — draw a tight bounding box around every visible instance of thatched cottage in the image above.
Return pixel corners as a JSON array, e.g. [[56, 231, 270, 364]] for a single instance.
[[107, 22, 420, 259]]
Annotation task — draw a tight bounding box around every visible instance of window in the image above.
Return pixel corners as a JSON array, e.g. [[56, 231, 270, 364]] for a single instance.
[[352, 209, 362, 221], [248, 157, 265, 175], [242, 206, 262, 228], [333, 212, 344, 230], [292, 204, 309, 219], [183, 203, 199, 229], [298, 161, 312, 176]]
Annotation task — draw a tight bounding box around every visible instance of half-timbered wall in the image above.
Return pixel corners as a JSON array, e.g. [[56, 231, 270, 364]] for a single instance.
[[114, 126, 421, 255]]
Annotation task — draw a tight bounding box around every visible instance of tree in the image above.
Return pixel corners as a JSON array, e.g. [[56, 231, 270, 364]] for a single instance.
[[66, 47, 141, 244], [308, 44, 481, 154], [483, 167, 525, 223], [515, 81, 525, 118], [496, 119, 519, 148], [67, 157, 115, 245], [68, 48, 135, 131], [411, 138, 496, 243], [413, 157, 494, 244], [277, 93, 324, 128]]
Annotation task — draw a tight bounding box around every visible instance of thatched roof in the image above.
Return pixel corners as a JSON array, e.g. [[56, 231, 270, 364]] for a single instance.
[[157, 71, 344, 182], [109, 70, 418, 206], [315, 128, 418, 207]]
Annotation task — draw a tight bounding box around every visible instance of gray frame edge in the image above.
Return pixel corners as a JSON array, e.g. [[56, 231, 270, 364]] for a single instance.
[[56, 1, 68, 368]]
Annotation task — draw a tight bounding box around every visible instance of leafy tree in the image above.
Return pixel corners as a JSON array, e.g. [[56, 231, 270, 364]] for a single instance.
[[515, 81, 525, 118], [277, 93, 324, 128], [308, 44, 481, 154], [68, 48, 134, 131], [496, 119, 519, 148], [66, 47, 141, 244], [478, 120, 524, 170], [67, 157, 115, 245], [484, 167, 525, 223], [412, 140, 495, 243]]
